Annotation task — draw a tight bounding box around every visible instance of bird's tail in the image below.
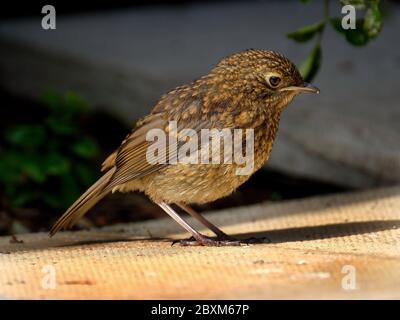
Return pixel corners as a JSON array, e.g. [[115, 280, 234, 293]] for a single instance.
[[49, 168, 115, 237]]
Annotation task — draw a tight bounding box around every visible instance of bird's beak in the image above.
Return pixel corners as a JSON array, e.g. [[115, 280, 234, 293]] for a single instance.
[[280, 82, 320, 94]]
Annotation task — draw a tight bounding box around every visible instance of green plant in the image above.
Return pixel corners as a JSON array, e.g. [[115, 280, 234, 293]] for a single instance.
[[288, 0, 382, 82], [0, 91, 100, 211]]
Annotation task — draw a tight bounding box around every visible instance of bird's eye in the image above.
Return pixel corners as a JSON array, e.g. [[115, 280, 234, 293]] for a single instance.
[[268, 76, 281, 87]]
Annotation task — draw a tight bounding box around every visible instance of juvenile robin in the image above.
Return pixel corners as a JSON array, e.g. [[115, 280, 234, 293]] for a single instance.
[[50, 49, 319, 246]]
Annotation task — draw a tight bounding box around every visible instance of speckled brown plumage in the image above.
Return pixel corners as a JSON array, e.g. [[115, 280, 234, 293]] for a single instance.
[[50, 49, 319, 246]]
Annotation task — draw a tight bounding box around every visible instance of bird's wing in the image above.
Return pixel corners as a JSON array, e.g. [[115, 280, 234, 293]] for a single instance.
[[102, 109, 210, 192], [101, 113, 164, 172], [101, 113, 169, 191]]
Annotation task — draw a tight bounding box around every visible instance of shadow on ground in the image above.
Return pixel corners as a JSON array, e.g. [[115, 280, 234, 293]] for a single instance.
[[233, 220, 400, 244], [1, 219, 398, 253]]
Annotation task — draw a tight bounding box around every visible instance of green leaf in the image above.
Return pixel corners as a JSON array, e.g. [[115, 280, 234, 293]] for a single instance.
[[44, 153, 71, 176], [71, 137, 99, 159], [287, 21, 325, 43], [299, 44, 322, 83], [41, 90, 62, 110], [21, 164, 45, 183], [43, 91, 90, 136], [5, 125, 46, 148], [330, 18, 370, 47], [21, 157, 47, 183], [345, 20, 370, 46], [46, 116, 77, 136], [0, 152, 47, 185], [340, 0, 367, 9], [330, 17, 345, 34], [42, 90, 88, 116], [64, 91, 89, 115], [364, 4, 381, 38]]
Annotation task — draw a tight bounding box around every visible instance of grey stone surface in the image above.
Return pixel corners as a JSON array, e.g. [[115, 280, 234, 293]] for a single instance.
[[0, 2, 399, 187]]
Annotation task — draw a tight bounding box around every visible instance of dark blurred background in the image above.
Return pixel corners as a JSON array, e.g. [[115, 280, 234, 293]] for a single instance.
[[0, 0, 399, 235]]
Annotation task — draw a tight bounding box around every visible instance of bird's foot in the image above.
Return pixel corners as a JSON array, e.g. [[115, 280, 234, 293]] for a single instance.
[[172, 235, 241, 247]]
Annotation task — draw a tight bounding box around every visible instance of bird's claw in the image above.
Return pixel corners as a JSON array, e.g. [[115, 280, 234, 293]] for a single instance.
[[173, 235, 241, 247]]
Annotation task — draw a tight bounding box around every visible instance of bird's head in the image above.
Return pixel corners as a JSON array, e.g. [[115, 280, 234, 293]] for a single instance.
[[210, 49, 319, 110]]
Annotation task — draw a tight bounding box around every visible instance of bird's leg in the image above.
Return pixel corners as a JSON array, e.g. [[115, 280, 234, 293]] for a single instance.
[[156, 202, 240, 246], [176, 203, 236, 241]]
